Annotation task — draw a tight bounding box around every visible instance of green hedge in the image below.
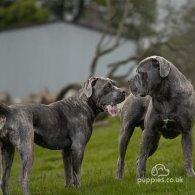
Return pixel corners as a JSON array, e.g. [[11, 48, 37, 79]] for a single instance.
[[0, 0, 49, 30]]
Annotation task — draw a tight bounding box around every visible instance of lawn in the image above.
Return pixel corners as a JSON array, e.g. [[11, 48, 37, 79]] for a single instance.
[[5, 117, 195, 195]]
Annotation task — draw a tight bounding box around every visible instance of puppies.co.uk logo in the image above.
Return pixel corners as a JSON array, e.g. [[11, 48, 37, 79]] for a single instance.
[[137, 163, 183, 184]]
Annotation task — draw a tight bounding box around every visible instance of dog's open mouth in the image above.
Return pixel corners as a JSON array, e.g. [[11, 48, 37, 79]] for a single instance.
[[103, 104, 121, 117]]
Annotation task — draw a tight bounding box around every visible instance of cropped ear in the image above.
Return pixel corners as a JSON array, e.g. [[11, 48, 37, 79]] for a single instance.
[[82, 77, 98, 98], [155, 56, 171, 78]]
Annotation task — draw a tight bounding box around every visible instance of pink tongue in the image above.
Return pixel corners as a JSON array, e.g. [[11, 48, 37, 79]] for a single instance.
[[106, 105, 120, 117]]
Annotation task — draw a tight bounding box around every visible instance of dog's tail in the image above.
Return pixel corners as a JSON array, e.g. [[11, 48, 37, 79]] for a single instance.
[[0, 103, 11, 130]]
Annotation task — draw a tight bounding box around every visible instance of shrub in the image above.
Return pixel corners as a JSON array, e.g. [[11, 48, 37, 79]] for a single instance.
[[0, 0, 49, 30]]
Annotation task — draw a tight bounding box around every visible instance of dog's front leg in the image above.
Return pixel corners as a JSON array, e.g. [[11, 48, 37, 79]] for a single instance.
[[62, 149, 73, 187], [71, 143, 85, 187], [182, 130, 195, 177], [137, 130, 159, 178]]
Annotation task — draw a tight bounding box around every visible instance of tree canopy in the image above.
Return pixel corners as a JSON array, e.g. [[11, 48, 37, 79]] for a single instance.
[[0, 0, 49, 30]]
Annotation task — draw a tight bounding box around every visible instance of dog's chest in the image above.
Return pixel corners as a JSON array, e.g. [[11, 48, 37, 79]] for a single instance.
[[155, 101, 181, 137], [157, 117, 181, 139], [158, 108, 178, 130], [155, 99, 179, 119], [159, 118, 176, 128], [159, 100, 176, 113]]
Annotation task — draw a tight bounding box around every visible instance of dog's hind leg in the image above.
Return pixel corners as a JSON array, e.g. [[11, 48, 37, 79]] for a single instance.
[[62, 148, 73, 187], [16, 125, 34, 195], [116, 122, 135, 179], [19, 140, 34, 195], [0, 141, 15, 195]]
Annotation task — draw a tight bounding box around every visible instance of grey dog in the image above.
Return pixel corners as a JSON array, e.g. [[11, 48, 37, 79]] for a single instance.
[[0, 77, 125, 195], [116, 56, 195, 179]]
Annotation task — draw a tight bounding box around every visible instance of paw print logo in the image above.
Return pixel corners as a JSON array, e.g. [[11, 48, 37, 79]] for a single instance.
[[151, 164, 170, 177]]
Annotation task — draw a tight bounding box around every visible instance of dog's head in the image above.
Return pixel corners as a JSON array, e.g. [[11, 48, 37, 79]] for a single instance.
[[82, 77, 126, 116], [128, 56, 172, 97]]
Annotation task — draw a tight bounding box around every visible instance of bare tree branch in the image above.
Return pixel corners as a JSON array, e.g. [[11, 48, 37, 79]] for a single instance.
[[107, 56, 138, 77], [88, 0, 130, 78], [108, 64, 137, 87], [96, 0, 114, 53]]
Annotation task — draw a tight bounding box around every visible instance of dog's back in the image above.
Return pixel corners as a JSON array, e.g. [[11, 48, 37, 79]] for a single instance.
[[120, 94, 150, 129]]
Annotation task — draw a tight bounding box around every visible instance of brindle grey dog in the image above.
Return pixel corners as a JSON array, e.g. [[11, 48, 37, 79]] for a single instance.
[[116, 56, 195, 179], [0, 77, 125, 195]]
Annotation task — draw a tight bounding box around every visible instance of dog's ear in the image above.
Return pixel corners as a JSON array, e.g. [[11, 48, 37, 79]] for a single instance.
[[155, 56, 171, 78], [82, 77, 98, 98]]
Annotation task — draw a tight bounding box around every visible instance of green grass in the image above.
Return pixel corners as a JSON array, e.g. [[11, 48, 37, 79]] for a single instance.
[[4, 117, 195, 194]]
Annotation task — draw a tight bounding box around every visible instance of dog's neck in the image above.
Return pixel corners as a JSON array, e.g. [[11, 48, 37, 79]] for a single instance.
[[151, 68, 194, 108], [87, 97, 101, 117], [152, 79, 172, 101], [79, 94, 101, 121]]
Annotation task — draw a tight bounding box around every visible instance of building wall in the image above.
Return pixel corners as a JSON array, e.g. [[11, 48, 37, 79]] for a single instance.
[[0, 22, 136, 98]]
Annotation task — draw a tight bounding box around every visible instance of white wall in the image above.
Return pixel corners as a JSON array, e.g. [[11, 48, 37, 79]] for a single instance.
[[0, 22, 136, 98]]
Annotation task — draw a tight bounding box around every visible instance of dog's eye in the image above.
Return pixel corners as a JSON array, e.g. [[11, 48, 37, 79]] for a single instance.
[[105, 83, 111, 90], [152, 59, 159, 68], [111, 82, 116, 86], [107, 84, 111, 88], [140, 72, 147, 80]]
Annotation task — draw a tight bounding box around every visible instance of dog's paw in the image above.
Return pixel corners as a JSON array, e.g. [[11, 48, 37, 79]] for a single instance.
[[65, 182, 73, 188], [116, 172, 123, 180], [116, 160, 124, 180], [73, 183, 80, 188], [186, 168, 195, 177], [136, 169, 146, 178], [72, 179, 80, 188]]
